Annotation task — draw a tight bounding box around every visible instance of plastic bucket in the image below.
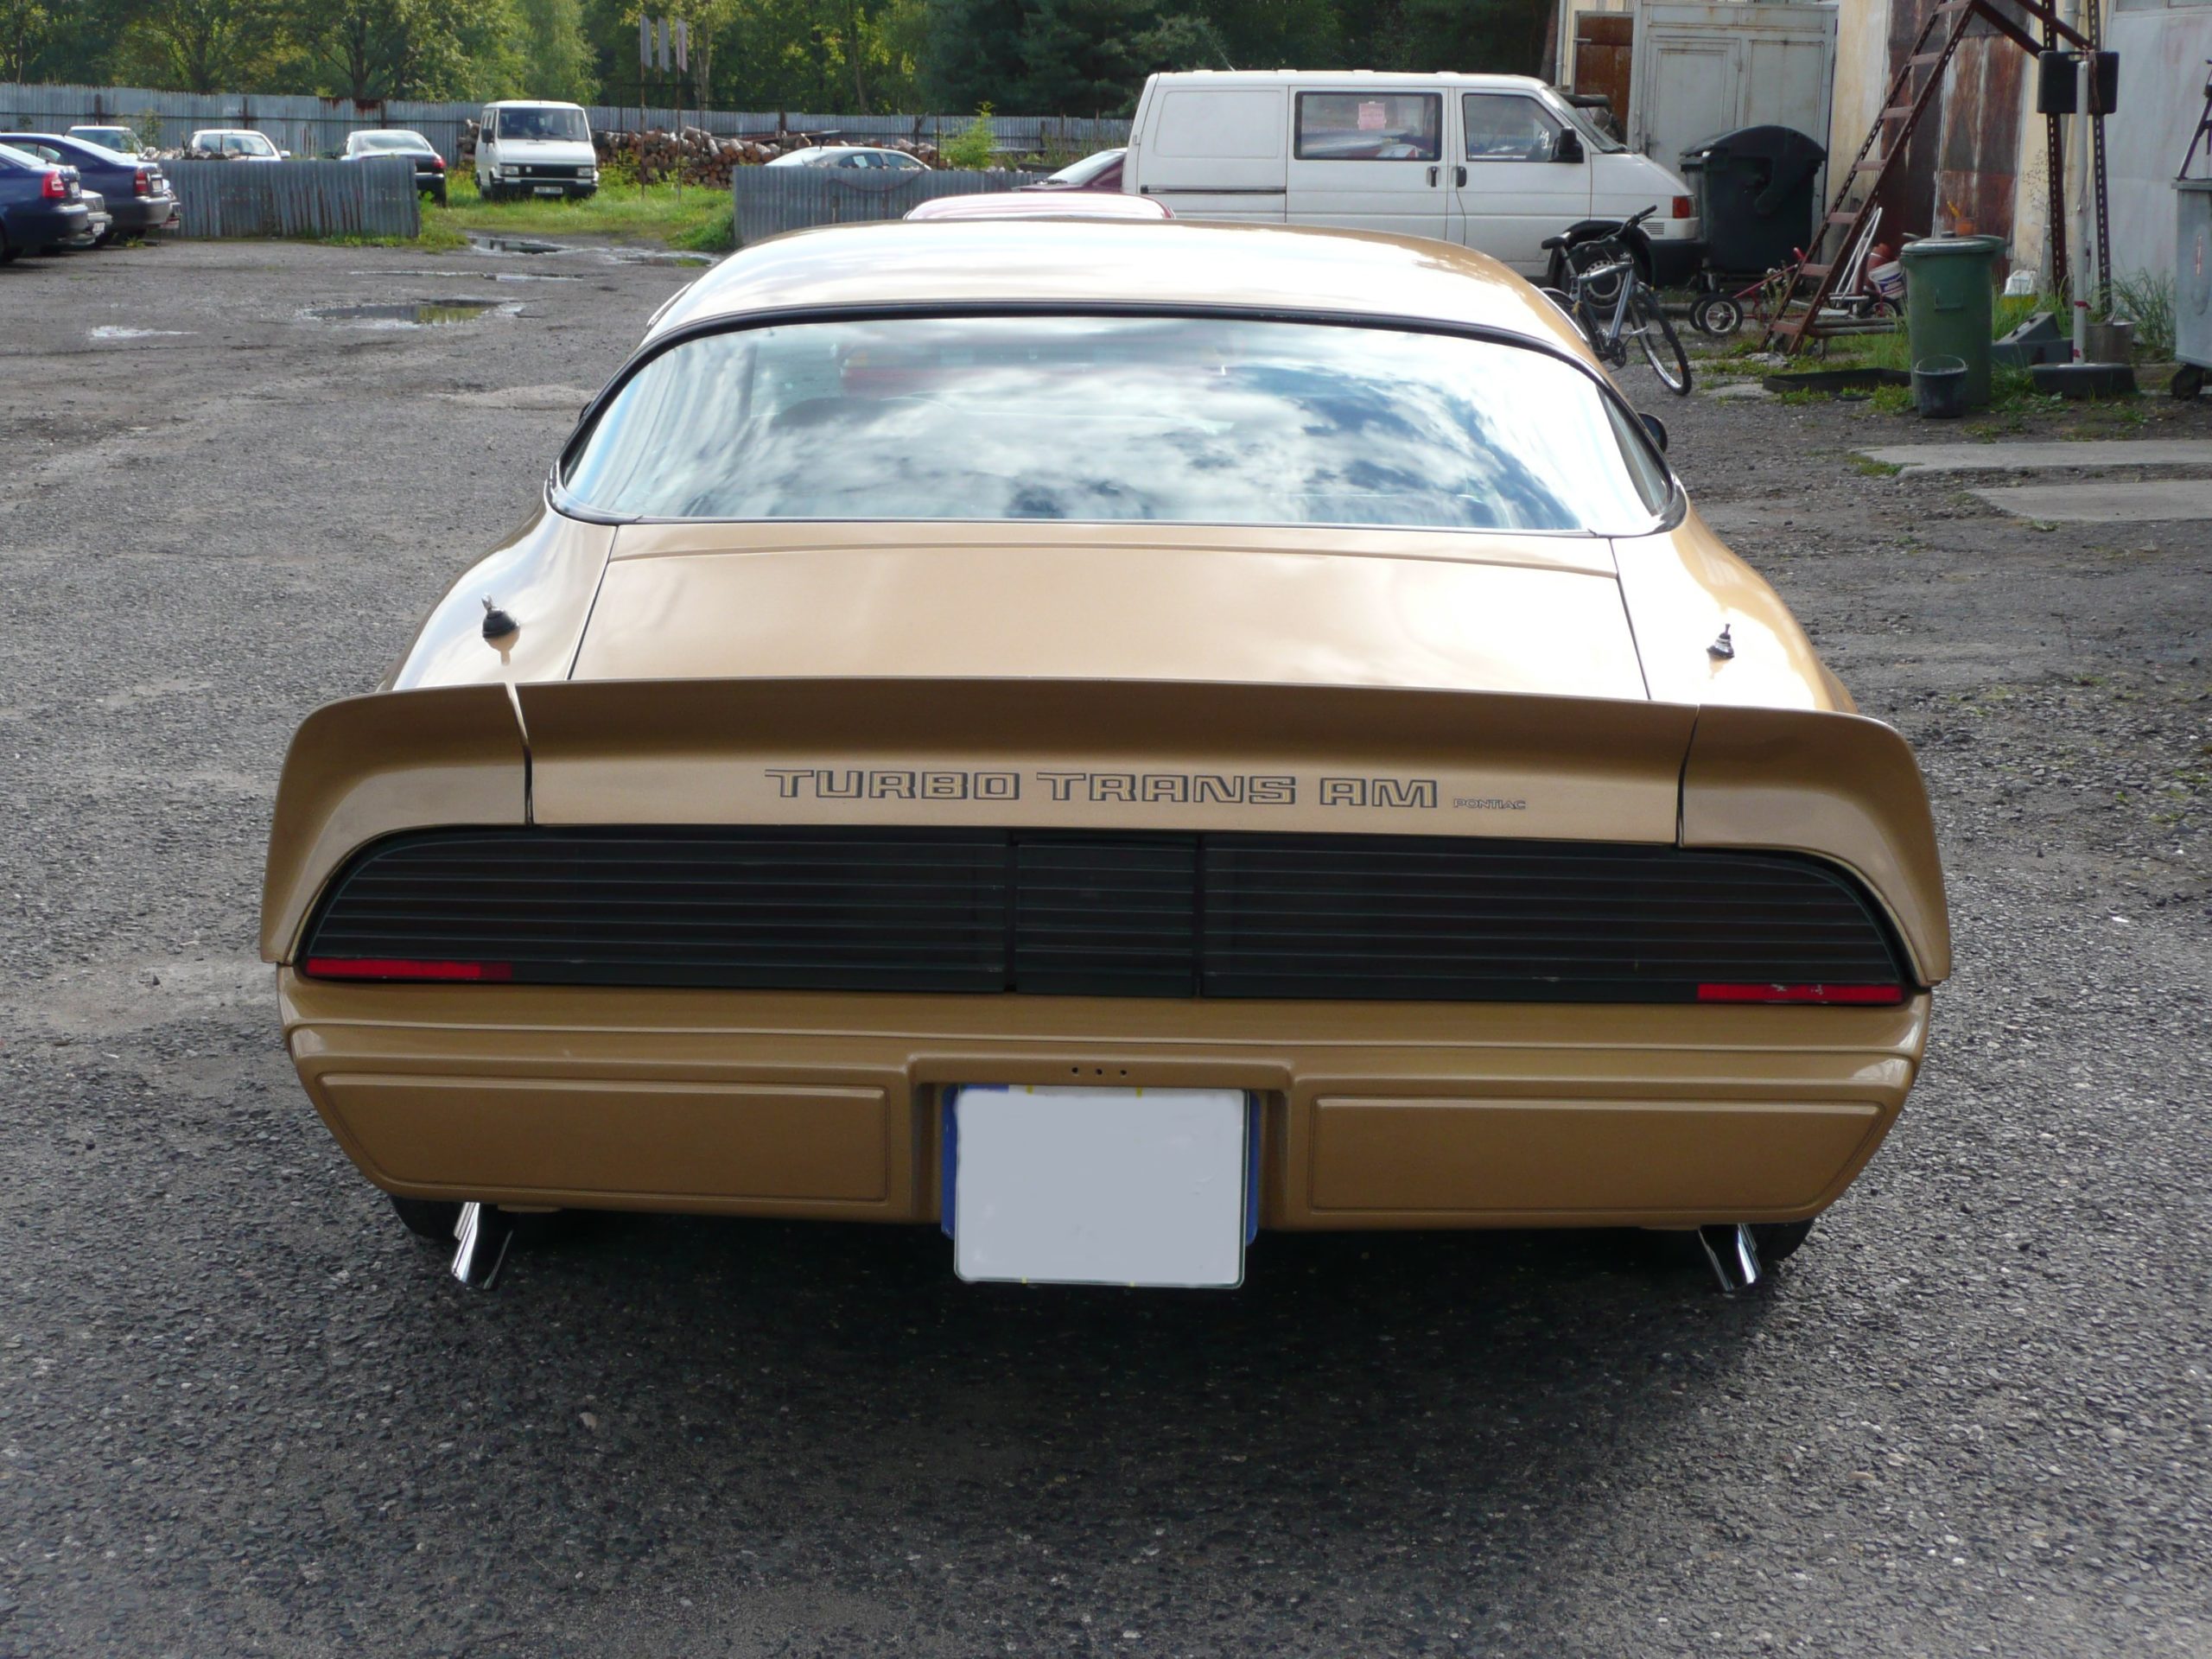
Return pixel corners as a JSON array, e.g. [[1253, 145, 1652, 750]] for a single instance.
[[1912, 354, 1970, 418]]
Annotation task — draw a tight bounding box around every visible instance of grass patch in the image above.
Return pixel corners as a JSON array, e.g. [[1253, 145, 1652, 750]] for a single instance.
[[429, 174, 734, 252], [1850, 454, 1904, 476]]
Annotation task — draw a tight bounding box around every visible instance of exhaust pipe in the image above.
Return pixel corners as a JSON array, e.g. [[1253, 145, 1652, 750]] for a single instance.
[[450, 1201, 516, 1289], [1697, 1223, 1765, 1295]]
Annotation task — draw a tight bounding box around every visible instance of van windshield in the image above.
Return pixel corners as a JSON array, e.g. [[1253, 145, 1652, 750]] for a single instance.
[[563, 315, 1670, 533], [497, 105, 589, 143], [1538, 89, 1625, 154]]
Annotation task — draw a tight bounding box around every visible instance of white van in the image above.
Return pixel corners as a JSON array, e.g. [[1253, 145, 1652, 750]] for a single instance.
[[1122, 71, 1704, 283], [475, 100, 598, 200]]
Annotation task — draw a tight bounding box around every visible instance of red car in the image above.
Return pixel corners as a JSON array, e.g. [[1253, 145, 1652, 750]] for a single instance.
[[1019, 147, 1124, 193]]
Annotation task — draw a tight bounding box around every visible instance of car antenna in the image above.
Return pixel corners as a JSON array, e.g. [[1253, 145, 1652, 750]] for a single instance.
[[1707, 624, 1735, 660]]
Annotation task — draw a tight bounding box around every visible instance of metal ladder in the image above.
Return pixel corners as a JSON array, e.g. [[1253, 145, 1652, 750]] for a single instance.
[[1765, 0, 2086, 352]]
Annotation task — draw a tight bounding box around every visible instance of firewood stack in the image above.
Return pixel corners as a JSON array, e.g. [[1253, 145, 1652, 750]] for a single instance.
[[454, 119, 942, 186]]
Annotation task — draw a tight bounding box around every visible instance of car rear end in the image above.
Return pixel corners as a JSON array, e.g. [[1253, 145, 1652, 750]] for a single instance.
[[0, 149, 91, 252], [108, 160, 180, 233]]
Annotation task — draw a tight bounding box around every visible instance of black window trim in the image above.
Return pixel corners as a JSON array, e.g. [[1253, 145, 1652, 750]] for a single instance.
[[545, 301, 1683, 534]]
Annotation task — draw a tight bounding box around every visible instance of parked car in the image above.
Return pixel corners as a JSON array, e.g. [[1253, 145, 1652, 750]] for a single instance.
[[1122, 71, 1705, 283], [475, 101, 596, 200], [764, 145, 927, 172], [188, 129, 286, 162], [263, 218, 1947, 1296], [905, 190, 1167, 220], [0, 141, 91, 261], [0, 132, 179, 239], [67, 125, 145, 158], [341, 129, 448, 203], [1018, 146, 1124, 192]]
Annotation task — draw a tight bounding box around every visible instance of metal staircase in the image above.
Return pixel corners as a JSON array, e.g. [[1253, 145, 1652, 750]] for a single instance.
[[1765, 0, 2087, 352]]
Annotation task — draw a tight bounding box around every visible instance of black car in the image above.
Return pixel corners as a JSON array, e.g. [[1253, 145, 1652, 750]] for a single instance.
[[0, 131, 178, 239], [0, 142, 91, 261], [341, 129, 448, 204]]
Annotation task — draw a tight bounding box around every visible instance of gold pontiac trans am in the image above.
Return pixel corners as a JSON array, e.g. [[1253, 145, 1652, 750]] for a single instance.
[[264, 219, 1948, 1293]]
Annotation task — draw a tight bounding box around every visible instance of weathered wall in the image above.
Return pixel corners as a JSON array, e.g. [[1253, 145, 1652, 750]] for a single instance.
[[2102, 5, 2212, 282]]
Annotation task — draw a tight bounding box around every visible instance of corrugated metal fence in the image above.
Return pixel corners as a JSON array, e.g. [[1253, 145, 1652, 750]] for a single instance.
[[167, 157, 421, 239], [732, 167, 1043, 244], [0, 81, 1128, 168]]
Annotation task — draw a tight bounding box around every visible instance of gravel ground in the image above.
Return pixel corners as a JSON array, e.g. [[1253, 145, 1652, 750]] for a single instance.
[[2, 237, 2209, 1658]]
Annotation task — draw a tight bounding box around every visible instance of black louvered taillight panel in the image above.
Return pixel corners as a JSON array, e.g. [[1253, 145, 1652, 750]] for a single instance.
[[1202, 836, 1903, 1001], [302, 828, 1910, 1000], [302, 828, 1010, 992]]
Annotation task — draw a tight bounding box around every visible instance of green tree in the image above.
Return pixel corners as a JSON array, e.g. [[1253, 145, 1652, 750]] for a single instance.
[[120, 0, 283, 92], [1, 0, 50, 81], [283, 0, 519, 101], [513, 0, 595, 99]]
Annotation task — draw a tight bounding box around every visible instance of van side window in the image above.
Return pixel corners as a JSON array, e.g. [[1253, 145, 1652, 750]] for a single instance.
[[1463, 94, 1564, 163], [1294, 92, 1440, 162]]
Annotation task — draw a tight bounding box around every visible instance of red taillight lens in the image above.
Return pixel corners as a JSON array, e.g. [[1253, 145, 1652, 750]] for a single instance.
[[1672, 194, 1694, 219], [134, 167, 150, 195], [1697, 982, 1904, 1006], [304, 957, 513, 982], [431, 155, 446, 170], [41, 169, 67, 200]]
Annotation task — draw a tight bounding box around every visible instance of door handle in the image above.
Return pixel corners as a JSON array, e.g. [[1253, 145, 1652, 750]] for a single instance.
[[1455, 165, 1467, 187], [1427, 165, 1439, 187]]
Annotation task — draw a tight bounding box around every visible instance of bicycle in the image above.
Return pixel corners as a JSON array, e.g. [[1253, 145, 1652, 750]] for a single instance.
[[1539, 206, 1692, 396]]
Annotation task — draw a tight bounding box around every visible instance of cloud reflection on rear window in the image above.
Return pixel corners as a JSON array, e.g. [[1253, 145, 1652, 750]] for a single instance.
[[563, 316, 1669, 533]]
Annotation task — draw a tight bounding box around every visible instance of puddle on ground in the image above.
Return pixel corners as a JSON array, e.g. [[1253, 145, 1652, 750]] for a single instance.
[[464, 230, 711, 268], [349, 269, 580, 283], [88, 326, 191, 340], [467, 233, 568, 256], [305, 299, 519, 327]]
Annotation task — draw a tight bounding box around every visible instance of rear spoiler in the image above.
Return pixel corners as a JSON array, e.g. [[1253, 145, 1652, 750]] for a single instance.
[[262, 678, 1948, 985]]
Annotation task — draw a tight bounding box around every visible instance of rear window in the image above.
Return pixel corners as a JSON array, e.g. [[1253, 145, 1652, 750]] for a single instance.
[[563, 315, 1669, 533]]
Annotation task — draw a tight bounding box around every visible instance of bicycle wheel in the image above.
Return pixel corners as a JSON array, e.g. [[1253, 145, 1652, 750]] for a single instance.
[[1689, 292, 1743, 338], [1632, 289, 1693, 395]]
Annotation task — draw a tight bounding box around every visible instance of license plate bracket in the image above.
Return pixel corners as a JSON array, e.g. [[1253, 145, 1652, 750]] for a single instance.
[[944, 1086, 1255, 1287]]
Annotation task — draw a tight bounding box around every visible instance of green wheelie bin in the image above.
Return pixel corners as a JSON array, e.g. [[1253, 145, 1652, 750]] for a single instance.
[[1899, 234, 2005, 408]]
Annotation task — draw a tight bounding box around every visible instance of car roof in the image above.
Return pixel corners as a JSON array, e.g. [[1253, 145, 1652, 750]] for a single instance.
[[904, 192, 1167, 221], [1144, 69, 1549, 91], [647, 219, 1592, 362], [486, 100, 586, 110]]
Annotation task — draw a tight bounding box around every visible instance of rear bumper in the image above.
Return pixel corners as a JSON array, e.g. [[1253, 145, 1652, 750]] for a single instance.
[[10, 200, 89, 248], [280, 972, 1929, 1230], [109, 196, 177, 232]]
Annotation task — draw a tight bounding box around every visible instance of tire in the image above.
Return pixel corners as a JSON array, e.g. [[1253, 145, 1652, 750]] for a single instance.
[[92, 229, 114, 250], [1689, 292, 1743, 338], [1631, 289, 1693, 395], [389, 1194, 463, 1242], [1751, 1217, 1815, 1264], [0, 228, 14, 265], [2171, 364, 2205, 401]]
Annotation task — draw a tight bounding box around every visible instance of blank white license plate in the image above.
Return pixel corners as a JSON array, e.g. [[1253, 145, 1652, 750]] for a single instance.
[[948, 1086, 1250, 1287], [532, 184, 564, 195]]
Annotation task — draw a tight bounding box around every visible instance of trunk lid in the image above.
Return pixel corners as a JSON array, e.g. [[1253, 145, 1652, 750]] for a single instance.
[[571, 524, 1647, 703]]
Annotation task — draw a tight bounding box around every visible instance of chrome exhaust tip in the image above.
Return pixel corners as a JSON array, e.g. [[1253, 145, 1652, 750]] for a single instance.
[[450, 1201, 516, 1290], [1697, 1223, 1765, 1296]]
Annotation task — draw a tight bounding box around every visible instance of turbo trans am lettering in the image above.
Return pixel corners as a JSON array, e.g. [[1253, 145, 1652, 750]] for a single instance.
[[764, 769, 1440, 809]]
